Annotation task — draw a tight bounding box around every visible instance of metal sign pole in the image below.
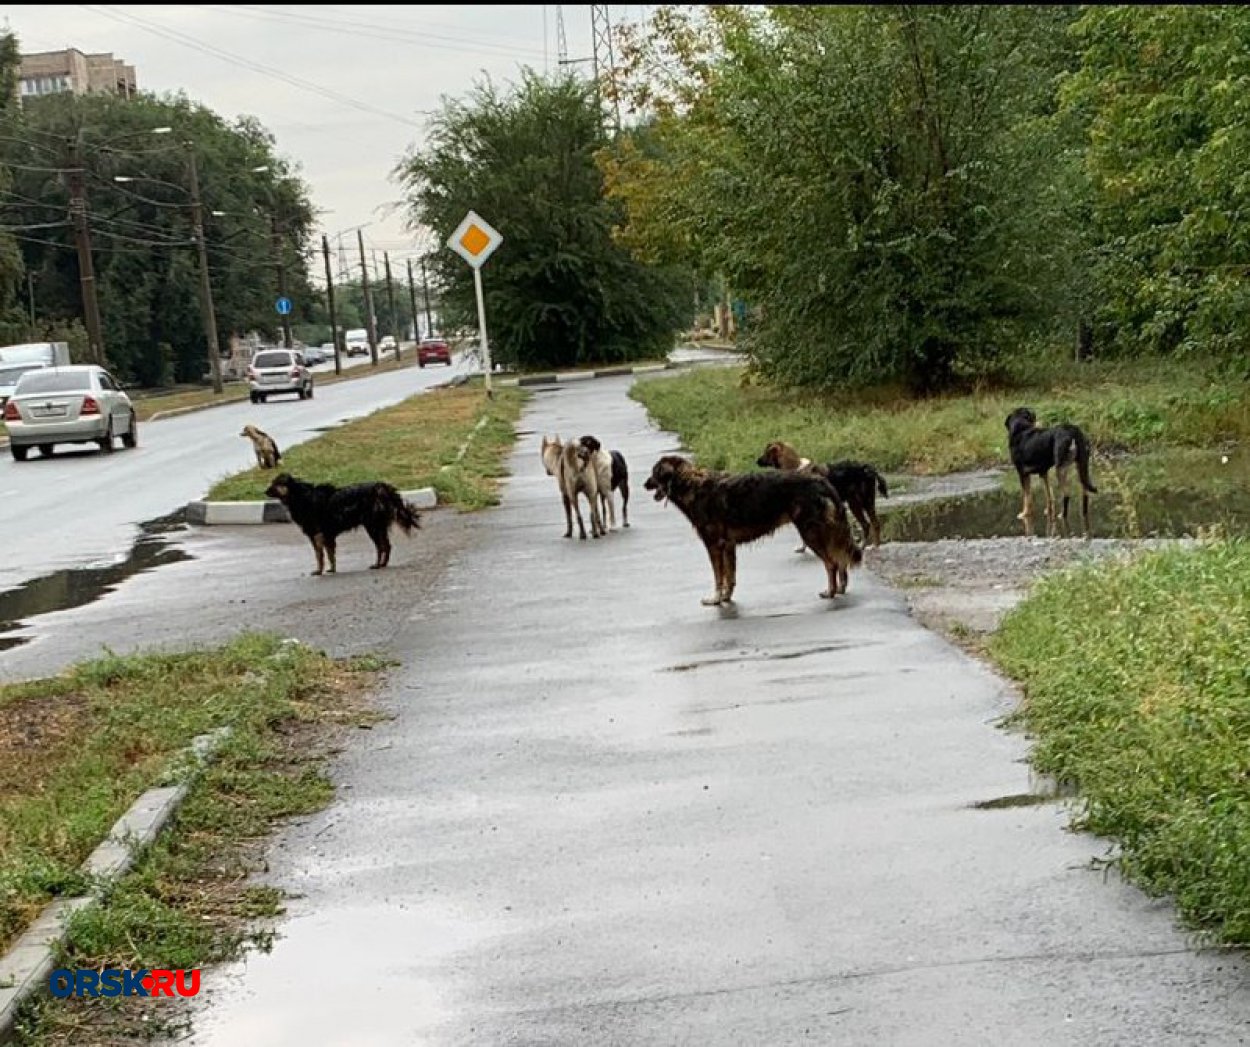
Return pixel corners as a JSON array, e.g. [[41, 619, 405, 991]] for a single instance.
[[473, 266, 493, 398]]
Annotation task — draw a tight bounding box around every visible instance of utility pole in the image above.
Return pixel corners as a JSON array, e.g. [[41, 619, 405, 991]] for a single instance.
[[590, 4, 622, 133], [26, 271, 36, 339], [420, 256, 434, 337], [271, 214, 292, 348], [322, 234, 342, 376], [383, 251, 400, 360], [187, 147, 224, 394], [66, 133, 105, 365], [405, 258, 420, 342], [357, 228, 378, 366]]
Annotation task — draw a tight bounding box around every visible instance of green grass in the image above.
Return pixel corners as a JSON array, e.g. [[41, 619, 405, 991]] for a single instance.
[[991, 541, 1250, 944], [3, 637, 387, 1045], [630, 358, 1250, 475], [207, 385, 525, 510]]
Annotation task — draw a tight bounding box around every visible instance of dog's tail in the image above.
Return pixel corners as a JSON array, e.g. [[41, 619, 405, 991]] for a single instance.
[[273, 442, 282, 464], [871, 467, 889, 499], [1075, 432, 1097, 494], [377, 483, 423, 533]]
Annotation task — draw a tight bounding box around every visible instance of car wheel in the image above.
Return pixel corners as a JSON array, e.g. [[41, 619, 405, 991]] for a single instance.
[[306, 383, 314, 400], [446, 359, 453, 366], [38, 444, 54, 457], [250, 392, 260, 404], [122, 413, 138, 449], [297, 387, 307, 400], [10, 444, 29, 461], [419, 361, 426, 369], [259, 394, 267, 403], [98, 420, 115, 454]]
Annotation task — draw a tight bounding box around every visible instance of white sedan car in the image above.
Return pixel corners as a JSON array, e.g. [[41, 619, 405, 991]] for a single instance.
[[3, 365, 137, 461]]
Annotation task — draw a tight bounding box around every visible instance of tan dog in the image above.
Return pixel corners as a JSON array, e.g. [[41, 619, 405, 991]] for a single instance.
[[541, 435, 605, 539], [241, 424, 282, 469]]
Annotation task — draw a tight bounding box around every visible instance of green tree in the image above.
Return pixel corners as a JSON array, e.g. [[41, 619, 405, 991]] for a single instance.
[[0, 87, 315, 383], [608, 6, 1080, 391], [1061, 5, 1250, 360], [396, 72, 690, 370], [0, 30, 29, 343]]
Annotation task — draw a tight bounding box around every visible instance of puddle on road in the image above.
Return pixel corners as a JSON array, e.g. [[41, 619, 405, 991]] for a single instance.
[[887, 449, 1250, 541], [0, 511, 192, 650]]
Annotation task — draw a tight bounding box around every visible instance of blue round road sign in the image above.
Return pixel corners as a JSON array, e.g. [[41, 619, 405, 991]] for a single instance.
[[275, 296, 292, 316]]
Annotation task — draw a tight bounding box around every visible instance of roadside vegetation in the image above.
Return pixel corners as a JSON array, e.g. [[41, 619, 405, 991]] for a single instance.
[[0, 635, 381, 961], [207, 385, 525, 510], [632, 357, 1250, 476], [992, 541, 1250, 944]]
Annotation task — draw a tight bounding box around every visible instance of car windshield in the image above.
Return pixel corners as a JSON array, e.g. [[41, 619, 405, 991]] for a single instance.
[[0, 363, 43, 387], [254, 352, 293, 368], [15, 370, 91, 394]]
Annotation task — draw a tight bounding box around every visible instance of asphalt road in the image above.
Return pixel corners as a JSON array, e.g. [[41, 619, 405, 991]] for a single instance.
[[179, 376, 1250, 1047], [0, 354, 467, 594]]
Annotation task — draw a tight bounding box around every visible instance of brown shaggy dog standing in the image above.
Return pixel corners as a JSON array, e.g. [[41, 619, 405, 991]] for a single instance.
[[644, 455, 862, 606], [756, 440, 888, 548], [541, 435, 605, 539], [241, 424, 282, 469]]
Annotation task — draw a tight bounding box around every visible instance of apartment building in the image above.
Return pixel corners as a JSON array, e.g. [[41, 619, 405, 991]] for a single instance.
[[18, 48, 137, 101]]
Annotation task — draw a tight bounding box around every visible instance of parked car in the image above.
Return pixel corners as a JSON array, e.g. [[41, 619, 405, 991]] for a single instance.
[[3, 365, 137, 461], [301, 346, 328, 366], [379, 335, 398, 352], [417, 338, 452, 368], [344, 329, 370, 357], [320, 342, 337, 356], [247, 348, 314, 403]]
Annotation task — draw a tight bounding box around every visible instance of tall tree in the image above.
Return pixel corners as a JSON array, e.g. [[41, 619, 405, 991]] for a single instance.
[[396, 72, 690, 370], [608, 6, 1080, 391], [1061, 5, 1250, 360]]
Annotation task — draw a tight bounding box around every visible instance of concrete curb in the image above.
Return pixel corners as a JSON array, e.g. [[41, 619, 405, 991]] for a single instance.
[[187, 486, 439, 526], [498, 353, 740, 388], [146, 396, 249, 423], [0, 726, 231, 1040]]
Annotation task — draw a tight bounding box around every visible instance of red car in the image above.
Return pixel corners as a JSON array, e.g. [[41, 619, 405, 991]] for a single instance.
[[417, 339, 452, 368]]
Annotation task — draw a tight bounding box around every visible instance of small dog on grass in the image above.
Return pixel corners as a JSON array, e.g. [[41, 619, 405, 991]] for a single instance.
[[264, 473, 421, 575], [540, 435, 605, 539], [241, 424, 282, 469], [645, 455, 862, 606], [755, 440, 889, 548], [579, 435, 630, 529], [1005, 407, 1097, 538]]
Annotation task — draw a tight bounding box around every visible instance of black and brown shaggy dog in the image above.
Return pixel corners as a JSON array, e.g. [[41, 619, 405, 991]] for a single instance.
[[756, 440, 889, 548], [1005, 407, 1098, 538], [579, 435, 630, 529], [645, 455, 862, 606], [241, 424, 282, 469], [264, 473, 421, 575]]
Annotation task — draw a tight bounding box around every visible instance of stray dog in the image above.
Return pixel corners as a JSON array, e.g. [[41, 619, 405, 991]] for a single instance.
[[540, 435, 605, 539], [756, 441, 888, 548], [241, 424, 282, 469], [645, 455, 862, 606], [1005, 408, 1098, 538], [264, 473, 421, 575], [579, 435, 630, 528]]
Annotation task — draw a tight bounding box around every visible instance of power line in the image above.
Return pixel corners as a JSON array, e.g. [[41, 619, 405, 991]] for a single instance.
[[83, 4, 426, 130]]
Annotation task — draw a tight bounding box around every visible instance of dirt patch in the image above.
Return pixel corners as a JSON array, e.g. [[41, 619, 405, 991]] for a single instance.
[[0, 689, 91, 799], [868, 536, 1194, 649]]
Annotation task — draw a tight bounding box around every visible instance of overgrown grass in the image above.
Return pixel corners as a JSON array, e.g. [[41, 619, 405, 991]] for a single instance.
[[3, 636, 387, 1044], [991, 541, 1250, 944], [631, 358, 1250, 475], [206, 385, 525, 509]]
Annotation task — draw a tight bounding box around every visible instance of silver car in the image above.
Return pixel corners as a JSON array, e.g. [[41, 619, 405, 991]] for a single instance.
[[247, 348, 314, 403], [4, 365, 137, 461]]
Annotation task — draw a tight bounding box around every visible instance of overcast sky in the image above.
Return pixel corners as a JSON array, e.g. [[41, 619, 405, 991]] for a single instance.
[[3, 5, 640, 275]]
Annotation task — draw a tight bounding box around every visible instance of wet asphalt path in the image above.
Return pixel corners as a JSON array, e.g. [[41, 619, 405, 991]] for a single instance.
[[183, 376, 1250, 1046], [0, 355, 468, 593]]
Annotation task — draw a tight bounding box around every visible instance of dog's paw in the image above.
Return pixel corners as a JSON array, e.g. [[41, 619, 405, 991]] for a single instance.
[[701, 595, 723, 607], [819, 589, 836, 599]]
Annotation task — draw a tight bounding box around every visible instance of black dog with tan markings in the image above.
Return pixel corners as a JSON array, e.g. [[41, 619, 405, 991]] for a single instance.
[[645, 455, 862, 606], [264, 473, 421, 575], [1005, 407, 1098, 538]]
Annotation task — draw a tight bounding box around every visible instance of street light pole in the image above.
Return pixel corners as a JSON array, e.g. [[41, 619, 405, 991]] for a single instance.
[[420, 255, 434, 337], [384, 251, 400, 361], [272, 214, 292, 348], [357, 228, 378, 366], [406, 258, 420, 342], [186, 147, 224, 394]]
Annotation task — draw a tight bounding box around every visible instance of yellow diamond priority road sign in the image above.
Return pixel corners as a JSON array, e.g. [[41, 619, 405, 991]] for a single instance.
[[448, 211, 502, 269]]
